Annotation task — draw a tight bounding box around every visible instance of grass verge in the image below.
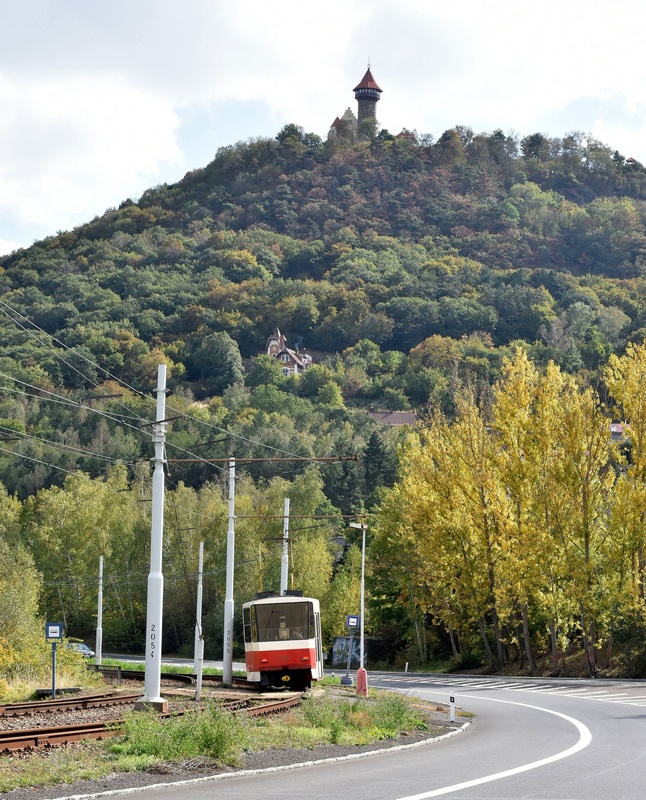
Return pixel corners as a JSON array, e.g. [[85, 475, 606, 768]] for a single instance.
[[0, 687, 443, 794]]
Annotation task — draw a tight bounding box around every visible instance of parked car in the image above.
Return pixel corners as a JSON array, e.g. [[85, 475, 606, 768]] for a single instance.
[[65, 642, 95, 658]]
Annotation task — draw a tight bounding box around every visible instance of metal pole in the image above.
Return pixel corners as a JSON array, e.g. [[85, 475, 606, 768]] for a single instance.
[[51, 643, 57, 699], [194, 541, 204, 701], [96, 556, 103, 665], [280, 497, 290, 595], [360, 524, 366, 668], [222, 458, 235, 685], [348, 521, 368, 696], [341, 629, 354, 686], [137, 364, 167, 711]]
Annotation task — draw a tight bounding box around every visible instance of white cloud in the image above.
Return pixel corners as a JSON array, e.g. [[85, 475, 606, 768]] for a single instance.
[[0, 73, 183, 247], [2, 0, 646, 251], [0, 238, 26, 257]]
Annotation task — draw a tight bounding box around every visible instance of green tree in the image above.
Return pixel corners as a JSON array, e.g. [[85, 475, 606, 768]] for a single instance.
[[0, 536, 43, 684], [245, 354, 287, 389], [22, 468, 135, 634], [189, 332, 244, 395]]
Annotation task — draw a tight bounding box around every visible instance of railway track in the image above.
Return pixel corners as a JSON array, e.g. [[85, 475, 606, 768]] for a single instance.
[[116, 669, 250, 688], [0, 692, 141, 717], [0, 695, 302, 753]]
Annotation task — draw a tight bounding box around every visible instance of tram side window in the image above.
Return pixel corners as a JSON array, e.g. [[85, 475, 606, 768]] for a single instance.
[[254, 602, 311, 641], [243, 605, 257, 643]]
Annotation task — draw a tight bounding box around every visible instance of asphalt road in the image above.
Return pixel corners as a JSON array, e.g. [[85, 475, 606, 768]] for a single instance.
[[108, 670, 646, 800]]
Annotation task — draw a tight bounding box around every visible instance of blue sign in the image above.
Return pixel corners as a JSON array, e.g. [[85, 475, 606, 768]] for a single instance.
[[45, 622, 64, 643], [346, 614, 360, 629]]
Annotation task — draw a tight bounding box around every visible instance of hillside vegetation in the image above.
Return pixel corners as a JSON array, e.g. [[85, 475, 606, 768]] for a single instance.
[[2, 123, 646, 679]]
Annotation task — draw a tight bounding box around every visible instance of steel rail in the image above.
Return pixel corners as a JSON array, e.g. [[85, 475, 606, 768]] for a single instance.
[[0, 695, 302, 753], [0, 693, 140, 718], [235, 695, 302, 717], [117, 670, 250, 687], [0, 720, 118, 751]]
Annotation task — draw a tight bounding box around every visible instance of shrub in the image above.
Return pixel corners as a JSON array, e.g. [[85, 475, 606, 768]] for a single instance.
[[110, 704, 246, 765], [301, 690, 426, 741], [446, 651, 483, 672]]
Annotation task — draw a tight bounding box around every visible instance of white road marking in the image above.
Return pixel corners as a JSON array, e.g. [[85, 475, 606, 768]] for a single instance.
[[371, 677, 646, 707], [394, 695, 592, 800]]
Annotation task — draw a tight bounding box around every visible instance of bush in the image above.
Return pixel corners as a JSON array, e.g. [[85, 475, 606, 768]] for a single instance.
[[301, 690, 426, 741], [302, 694, 340, 728], [110, 704, 246, 765], [369, 692, 426, 735], [446, 651, 483, 672]]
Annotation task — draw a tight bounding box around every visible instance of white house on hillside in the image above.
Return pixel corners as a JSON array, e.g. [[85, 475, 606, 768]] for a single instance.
[[265, 328, 313, 376]]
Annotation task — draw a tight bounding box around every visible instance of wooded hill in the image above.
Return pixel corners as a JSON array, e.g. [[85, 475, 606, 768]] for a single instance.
[[3, 123, 646, 676]]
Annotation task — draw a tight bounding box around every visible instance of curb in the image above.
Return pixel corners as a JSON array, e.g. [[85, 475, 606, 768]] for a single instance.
[[48, 722, 471, 800]]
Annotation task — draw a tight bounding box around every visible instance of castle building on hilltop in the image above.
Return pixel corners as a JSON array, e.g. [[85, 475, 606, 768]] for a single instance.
[[354, 67, 382, 127], [329, 65, 382, 143], [327, 65, 415, 144]]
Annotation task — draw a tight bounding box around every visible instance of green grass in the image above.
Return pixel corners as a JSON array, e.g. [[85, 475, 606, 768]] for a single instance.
[[109, 703, 246, 764], [98, 659, 245, 678], [0, 742, 112, 793], [0, 686, 439, 793]]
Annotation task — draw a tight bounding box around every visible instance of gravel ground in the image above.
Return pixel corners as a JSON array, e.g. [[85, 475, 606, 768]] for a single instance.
[[1, 691, 464, 800], [0, 704, 136, 731]]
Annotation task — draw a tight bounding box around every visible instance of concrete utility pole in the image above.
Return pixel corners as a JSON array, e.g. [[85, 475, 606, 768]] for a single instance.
[[280, 497, 290, 595], [194, 541, 205, 701], [95, 556, 103, 665], [215, 458, 355, 685], [222, 458, 235, 685], [136, 365, 168, 712]]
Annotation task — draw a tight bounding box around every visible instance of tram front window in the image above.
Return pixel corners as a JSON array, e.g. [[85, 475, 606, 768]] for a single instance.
[[255, 602, 311, 642]]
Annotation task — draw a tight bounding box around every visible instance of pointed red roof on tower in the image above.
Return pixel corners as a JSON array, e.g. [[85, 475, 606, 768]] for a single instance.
[[353, 68, 382, 93]]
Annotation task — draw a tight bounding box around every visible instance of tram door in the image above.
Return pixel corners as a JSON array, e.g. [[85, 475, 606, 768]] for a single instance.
[[313, 609, 324, 679]]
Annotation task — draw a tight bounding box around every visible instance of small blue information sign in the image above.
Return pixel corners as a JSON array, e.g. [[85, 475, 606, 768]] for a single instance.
[[46, 622, 64, 643], [45, 623, 64, 699], [346, 614, 360, 630]]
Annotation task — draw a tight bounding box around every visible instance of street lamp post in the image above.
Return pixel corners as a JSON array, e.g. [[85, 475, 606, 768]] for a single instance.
[[349, 520, 368, 696]]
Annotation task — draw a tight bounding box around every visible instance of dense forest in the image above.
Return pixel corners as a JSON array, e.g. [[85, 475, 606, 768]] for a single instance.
[[3, 121, 646, 684]]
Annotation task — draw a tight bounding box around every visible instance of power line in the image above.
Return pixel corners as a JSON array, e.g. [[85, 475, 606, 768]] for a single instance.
[[0, 298, 319, 462], [0, 444, 80, 477], [0, 301, 357, 523], [0, 299, 149, 401], [166, 456, 358, 463], [0, 424, 130, 464], [0, 371, 157, 439], [0, 382, 145, 421]]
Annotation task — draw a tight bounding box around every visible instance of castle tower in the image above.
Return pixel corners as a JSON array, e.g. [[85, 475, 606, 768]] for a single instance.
[[353, 66, 382, 127]]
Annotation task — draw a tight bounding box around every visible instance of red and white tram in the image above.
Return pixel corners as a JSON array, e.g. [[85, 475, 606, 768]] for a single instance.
[[242, 592, 324, 690]]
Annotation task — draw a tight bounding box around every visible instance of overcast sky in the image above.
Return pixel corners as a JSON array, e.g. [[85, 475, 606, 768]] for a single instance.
[[2, 0, 645, 256]]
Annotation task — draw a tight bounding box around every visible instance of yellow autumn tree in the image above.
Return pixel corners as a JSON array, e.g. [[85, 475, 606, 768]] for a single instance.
[[605, 341, 646, 606]]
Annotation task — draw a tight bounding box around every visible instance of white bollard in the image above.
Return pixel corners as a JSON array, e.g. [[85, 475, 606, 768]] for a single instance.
[[449, 695, 456, 722]]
